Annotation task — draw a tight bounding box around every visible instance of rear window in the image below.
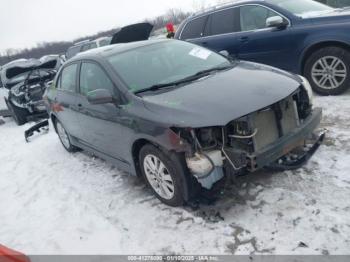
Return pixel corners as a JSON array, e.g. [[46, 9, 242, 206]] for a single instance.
[[181, 15, 208, 39]]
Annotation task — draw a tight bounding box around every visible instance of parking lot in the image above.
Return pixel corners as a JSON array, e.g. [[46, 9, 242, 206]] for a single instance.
[[1, 88, 349, 255]]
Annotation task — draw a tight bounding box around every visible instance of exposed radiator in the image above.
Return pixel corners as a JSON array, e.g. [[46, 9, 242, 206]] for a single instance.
[[252, 96, 300, 151]]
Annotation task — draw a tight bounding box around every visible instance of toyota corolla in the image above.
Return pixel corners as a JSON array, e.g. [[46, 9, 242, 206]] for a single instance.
[[45, 39, 323, 206]]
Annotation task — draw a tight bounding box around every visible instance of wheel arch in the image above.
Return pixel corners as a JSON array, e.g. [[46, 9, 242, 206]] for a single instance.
[[301, 40, 350, 74], [50, 113, 58, 133], [131, 138, 192, 201], [132, 138, 152, 177]]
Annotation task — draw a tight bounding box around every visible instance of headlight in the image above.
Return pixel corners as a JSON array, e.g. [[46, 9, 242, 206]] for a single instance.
[[299, 75, 313, 105]]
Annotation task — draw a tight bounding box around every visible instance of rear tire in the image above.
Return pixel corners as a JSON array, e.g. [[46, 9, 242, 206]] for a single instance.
[[54, 119, 77, 152], [139, 144, 188, 206], [304, 46, 350, 95], [6, 100, 28, 126]]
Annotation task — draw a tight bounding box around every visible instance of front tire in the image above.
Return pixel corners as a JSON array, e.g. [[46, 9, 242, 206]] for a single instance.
[[139, 144, 186, 206], [304, 46, 350, 95]]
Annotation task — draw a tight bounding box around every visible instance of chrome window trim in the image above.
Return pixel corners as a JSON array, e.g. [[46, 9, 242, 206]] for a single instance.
[[179, 3, 291, 41]]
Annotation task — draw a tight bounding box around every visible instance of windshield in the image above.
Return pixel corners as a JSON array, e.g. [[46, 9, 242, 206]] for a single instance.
[[268, 0, 334, 17], [107, 40, 231, 92]]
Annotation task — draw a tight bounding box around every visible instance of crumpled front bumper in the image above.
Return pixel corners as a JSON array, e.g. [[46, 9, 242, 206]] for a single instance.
[[247, 107, 323, 171]]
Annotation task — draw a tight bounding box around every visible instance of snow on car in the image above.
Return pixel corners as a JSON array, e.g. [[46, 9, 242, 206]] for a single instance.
[[0, 87, 349, 254]]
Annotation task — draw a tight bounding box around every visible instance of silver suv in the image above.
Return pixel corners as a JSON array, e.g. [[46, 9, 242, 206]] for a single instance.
[[65, 37, 112, 60]]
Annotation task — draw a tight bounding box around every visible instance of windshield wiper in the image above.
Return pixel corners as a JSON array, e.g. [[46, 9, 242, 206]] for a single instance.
[[134, 65, 233, 95], [192, 65, 233, 77]]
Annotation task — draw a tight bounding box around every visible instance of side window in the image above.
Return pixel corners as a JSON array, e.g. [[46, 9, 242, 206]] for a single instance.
[[66, 46, 81, 59], [207, 8, 236, 36], [81, 44, 91, 52], [79, 62, 115, 96], [239, 5, 284, 31], [181, 15, 208, 39], [59, 64, 78, 92], [89, 42, 97, 49], [99, 39, 110, 47]]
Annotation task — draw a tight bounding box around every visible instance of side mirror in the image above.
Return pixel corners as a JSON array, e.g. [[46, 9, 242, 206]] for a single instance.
[[219, 50, 230, 57], [219, 50, 236, 60], [266, 16, 288, 29], [87, 89, 114, 105]]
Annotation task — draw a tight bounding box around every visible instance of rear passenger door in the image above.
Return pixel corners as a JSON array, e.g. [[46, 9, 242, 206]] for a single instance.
[[180, 8, 241, 57], [201, 7, 241, 56], [55, 63, 81, 138], [179, 15, 209, 46]]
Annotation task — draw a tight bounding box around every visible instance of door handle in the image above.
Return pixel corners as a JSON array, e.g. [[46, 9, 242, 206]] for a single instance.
[[239, 36, 249, 43], [201, 41, 208, 46]]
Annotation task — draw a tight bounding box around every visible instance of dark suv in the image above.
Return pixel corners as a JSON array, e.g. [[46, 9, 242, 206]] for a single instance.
[[45, 40, 322, 206], [175, 0, 350, 95]]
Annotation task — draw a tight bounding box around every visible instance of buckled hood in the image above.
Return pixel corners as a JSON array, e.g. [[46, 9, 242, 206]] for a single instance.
[[142, 61, 302, 128]]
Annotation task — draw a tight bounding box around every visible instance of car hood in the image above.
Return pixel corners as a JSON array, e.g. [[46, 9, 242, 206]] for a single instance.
[[111, 23, 153, 44], [141, 61, 301, 128]]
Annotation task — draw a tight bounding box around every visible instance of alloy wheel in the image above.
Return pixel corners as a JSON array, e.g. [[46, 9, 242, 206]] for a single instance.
[[311, 56, 347, 90], [143, 154, 175, 200]]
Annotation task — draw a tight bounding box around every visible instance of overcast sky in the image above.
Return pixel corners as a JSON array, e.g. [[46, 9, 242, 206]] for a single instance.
[[0, 0, 219, 53]]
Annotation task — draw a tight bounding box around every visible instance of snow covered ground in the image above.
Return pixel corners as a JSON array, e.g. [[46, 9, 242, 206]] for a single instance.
[[0, 87, 350, 255]]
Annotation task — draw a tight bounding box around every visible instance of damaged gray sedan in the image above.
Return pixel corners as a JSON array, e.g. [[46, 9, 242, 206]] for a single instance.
[[45, 39, 323, 206]]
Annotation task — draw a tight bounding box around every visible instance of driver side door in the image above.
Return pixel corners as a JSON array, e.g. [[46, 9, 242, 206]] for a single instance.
[[75, 61, 129, 164], [235, 4, 293, 71]]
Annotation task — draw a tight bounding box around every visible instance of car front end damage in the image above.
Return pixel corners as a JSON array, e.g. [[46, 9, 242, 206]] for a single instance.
[[3, 56, 62, 128], [171, 84, 324, 190], [8, 81, 49, 115]]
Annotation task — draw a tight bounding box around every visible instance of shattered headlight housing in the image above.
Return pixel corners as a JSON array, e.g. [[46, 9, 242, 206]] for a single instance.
[[299, 75, 313, 106], [186, 153, 214, 178]]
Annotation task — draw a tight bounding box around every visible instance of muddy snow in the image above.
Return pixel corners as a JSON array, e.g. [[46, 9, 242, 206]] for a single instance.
[[0, 88, 349, 255]]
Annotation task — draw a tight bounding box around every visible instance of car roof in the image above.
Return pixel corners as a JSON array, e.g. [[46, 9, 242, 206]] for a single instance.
[[69, 39, 170, 61]]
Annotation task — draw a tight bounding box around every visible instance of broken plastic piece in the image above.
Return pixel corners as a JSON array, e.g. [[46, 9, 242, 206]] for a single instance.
[[186, 150, 224, 189], [267, 132, 325, 171], [24, 120, 49, 142]]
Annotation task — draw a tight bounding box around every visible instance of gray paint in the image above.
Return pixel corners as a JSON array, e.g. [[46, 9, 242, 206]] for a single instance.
[[46, 40, 309, 186]]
